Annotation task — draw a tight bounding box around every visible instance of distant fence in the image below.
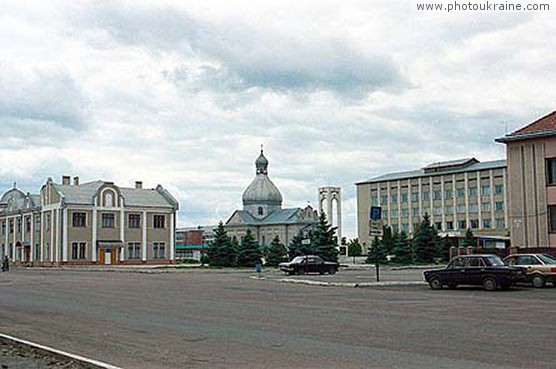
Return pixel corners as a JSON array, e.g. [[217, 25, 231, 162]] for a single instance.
[[449, 247, 556, 260]]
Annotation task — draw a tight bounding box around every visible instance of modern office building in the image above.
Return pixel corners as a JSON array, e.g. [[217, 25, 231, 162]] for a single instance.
[[175, 225, 215, 260], [496, 110, 556, 248], [356, 158, 509, 253], [0, 176, 179, 266], [225, 149, 318, 246]]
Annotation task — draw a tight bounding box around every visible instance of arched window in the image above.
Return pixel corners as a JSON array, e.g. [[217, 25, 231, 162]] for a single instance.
[[258, 206, 264, 216], [105, 192, 114, 207]]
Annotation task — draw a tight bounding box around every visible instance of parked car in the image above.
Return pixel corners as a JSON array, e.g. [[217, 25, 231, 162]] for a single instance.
[[504, 253, 556, 288], [423, 254, 526, 291], [279, 255, 339, 275]]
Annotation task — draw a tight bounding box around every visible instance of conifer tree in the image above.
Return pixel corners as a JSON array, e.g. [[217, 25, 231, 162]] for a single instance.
[[207, 222, 237, 267], [266, 235, 288, 266], [347, 238, 362, 257], [366, 236, 386, 264], [413, 214, 440, 263], [392, 231, 413, 265], [237, 229, 262, 267], [288, 231, 313, 258], [463, 228, 476, 247], [311, 212, 339, 262]]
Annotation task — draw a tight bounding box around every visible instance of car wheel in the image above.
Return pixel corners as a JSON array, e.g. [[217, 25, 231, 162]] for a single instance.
[[447, 283, 458, 289], [483, 277, 498, 291], [329, 269, 336, 275], [429, 277, 442, 290], [532, 275, 545, 288]]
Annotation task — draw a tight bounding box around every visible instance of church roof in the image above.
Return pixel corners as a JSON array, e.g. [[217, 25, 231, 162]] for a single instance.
[[226, 208, 315, 226], [242, 149, 282, 206]]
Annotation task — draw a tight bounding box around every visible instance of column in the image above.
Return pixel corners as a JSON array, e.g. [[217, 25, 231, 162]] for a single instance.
[[503, 170, 508, 229], [30, 213, 34, 262], [92, 207, 98, 262], [477, 172, 482, 230], [120, 208, 125, 261], [464, 172, 470, 229], [5, 216, 9, 257], [142, 210, 147, 261], [55, 208, 60, 262], [386, 182, 391, 227], [489, 170, 495, 226], [452, 175, 457, 230], [50, 210, 54, 262], [12, 216, 16, 260], [397, 181, 402, 230], [62, 208, 68, 262], [441, 176, 446, 232], [418, 178, 423, 217], [170, 212, 175, 261]]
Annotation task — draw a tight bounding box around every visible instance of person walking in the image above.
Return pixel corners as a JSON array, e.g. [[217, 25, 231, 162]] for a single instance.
[[2, 255, 9, 272]]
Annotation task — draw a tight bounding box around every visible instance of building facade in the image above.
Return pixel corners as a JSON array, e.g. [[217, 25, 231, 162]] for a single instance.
[[175, 225, 215, 260], [356, 158, 509, 253], [225, 150, 318, 246], [0, 176, 179, 266], [496, 110, 556, 248]]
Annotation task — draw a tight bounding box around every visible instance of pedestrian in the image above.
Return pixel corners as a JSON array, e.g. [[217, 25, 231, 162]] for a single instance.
[[255, 261, 262, 278], [2, 255, 8, 272]]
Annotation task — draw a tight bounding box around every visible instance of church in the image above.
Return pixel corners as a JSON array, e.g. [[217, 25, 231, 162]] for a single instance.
[[225, 149, 319, 247]]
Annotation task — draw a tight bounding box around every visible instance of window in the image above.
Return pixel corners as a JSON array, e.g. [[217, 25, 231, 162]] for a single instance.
[[153, 242, 166, 259], [25, 216, 31, 232], [495, 184, 504, 195], [433, 207, 442, 215], [45, 214, 50, 231], [391, 194, 398, 204], [547, 158, 556, 185], [391, 224, 399, 233], [401, 193, 408, 203], [550, 206, 556, 233], [380, 195, 388, 205], [382, 210, 389, 218], [128, 214, 141, 228], [258, 207, 264, 215], [444, 189, 453, 199], [401, 223, 409, 233], [495, 201, 504, 211], [482, 202, 491, 212], [127, 242, 141, 259], [391, 209, 398, 218], [17, 218, 22, 233], [446, 221, 453, 230], [34, 243, 40, 261], [458, 220, 467, 229], [422, 192, 430, 201], [483, 219, 492, 229], [371, 196, 379, 206], [457, 205, 466, 214], [411, 193, 419, 202], [71, 242, 87, 260], [469, 204, 478, 213], [412, 208, 420, 216], [435, 222, 442, 230], [445, 206, 453, 214], [105, 192, 114, 207], [496, 218, 505, 229], [434, 190, 442, 200], [35, 215, 40, 231], [154, 215, 166, 229], [517, 255, 541, 265], [481, 185, 490, 196], [470, 219, 479, 229], [469, 187, 477, 196], [1, 221, 4, 235], [102, 213, 115, 228], [72, 212, 87, 227], [402, 209, 409, 217], [456, 188, 465, 198]]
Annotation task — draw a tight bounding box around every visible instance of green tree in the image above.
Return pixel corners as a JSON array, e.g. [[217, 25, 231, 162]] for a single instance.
[[237, 229, 262, 267], [347, 238, 362, 257], [463, 228, 476, 247], [265, 235, 288, 266], [207, 222, 237, 267], [288, 231, 314, 258], [366, 236, 386, 264], [381, 226, 396, 256], [392, 231, 413, 265], [413, 214, 440, 263], [311, 212, 339, 262]]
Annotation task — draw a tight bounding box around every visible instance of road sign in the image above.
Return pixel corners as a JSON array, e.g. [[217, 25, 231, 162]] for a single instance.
[[370, 206, 382, 221], [369, 220, 383, 236], [301, 239, 311, 245]]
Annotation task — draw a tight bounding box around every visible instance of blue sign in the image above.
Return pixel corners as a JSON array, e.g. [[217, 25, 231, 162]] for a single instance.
[[370, 206, 382, 220]]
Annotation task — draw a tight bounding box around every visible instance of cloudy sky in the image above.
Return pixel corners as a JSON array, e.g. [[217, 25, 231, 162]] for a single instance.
[[1, 0, 554, 238]]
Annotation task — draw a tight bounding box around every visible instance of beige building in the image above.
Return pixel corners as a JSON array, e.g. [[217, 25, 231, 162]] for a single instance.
[[356, 158, 509, 253], [225, 150, 318, 246], [0, 176, 178, 266], [496, 110, 556, 248]]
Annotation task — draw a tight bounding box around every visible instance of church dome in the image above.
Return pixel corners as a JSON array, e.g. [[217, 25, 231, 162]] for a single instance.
[[242, 149, 282, 207]]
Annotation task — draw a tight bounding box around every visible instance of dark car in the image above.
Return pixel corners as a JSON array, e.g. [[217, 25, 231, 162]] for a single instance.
[[279, 255, 339, 275], [423, 254, 525, 291], [504, 253, 556, 288]]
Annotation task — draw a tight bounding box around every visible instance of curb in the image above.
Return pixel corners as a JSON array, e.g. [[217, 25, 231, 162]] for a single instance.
[[278, 279, 427, 288], [0, 333, 122, 369]]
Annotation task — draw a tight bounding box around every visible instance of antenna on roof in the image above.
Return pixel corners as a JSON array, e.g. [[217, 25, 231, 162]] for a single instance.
[[12, 182, 16, 189]]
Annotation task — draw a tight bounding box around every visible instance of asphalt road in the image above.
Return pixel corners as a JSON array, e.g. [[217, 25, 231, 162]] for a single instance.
[[0, 269, 555, 369]]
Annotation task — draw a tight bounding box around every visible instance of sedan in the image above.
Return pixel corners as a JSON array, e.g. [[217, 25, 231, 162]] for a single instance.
[[279, 255, 338, 275], [424, 254, 525, 291], [504, 253, 556, 288]]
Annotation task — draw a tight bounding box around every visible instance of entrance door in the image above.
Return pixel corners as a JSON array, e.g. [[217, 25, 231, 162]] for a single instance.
[[111, 249, 118, 264], [99, 249, 105, 264], [105, 249, 111, 265]]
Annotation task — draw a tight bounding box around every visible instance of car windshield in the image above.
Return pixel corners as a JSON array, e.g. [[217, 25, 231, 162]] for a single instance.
[[484, 256, 504, 266], [291, 256, 307, 263], [538, 254, 556, 265]]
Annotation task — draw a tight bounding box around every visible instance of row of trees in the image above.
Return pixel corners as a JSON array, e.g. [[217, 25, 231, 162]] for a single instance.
[[207, 213, 339, 267], [366, 214, 476, 264]]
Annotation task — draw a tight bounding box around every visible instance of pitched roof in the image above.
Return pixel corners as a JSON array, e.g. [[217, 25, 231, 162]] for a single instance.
[[496, 111, 556, 142], [357, 159, 506, 184], [226, 208, 316, 226], [53, 181, 177, 208]]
